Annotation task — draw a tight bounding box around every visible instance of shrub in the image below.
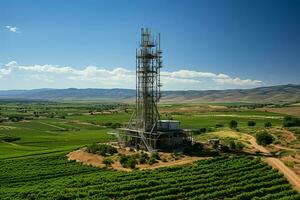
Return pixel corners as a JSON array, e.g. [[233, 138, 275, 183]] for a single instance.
[[247, 121, 256, 127], [8, 115, 24, 122], [264, 122, 272, 128], [255, 131, 274, 146], [148, 157, 158, 165], [283, 116, 300, 127], [193, 128, 207, 135], [119, 155, 137, 169], [229, 120, 238, 129], [171, 152, 182, 160], [236, 141, 245, 150], [0, 136, 21, 142], [151, 152, 160, 160], [229, 140, 236, 150], [215, 124, 224, 128], [103, 158, 114, 167], [87, 144, 117, 156], [138, 152, 149, 164]]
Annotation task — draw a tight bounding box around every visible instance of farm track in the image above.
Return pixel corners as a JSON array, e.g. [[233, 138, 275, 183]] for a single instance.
[[246, 134, 300, 192]]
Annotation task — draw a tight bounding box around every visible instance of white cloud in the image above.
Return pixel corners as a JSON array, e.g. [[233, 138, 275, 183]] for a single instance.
[[214, 77, 262, 86], [0, 61, 262, 90], [5, 25, 20, 33], [162, 70, 229, 79]]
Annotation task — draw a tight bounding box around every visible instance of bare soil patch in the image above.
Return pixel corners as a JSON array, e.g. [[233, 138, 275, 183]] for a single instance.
[[67, 148, 205, 171], [68, 149, 104, 168], [160, 105, 229, 114], [263, 107, 300, 117]]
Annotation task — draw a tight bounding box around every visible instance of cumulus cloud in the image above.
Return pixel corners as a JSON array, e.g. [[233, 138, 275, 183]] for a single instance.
[[0, 61, 262, 90], [214, 77, 262, 86], [5, 25, 20, 33]]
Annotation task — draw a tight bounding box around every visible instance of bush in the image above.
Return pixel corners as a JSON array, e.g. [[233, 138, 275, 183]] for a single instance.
[[0, 136, 21, 142], [171, 152, 182, 160], [148, 157, 158, 165], [247, 121, 256, 127], [103, 158, 114, 167], [8, 115, 24, 122], [87, 144, 117, 156], [255, 131, 274, 146], [151, 152, 160, 160], [215, 124, 224, 128], [119, 155, 137, 169], [193, 128, 206, 135], [229, 120, 238, 129], [229, 140, 236, 150], [236, 141, 245, 150], [138, 152, 149, 164], [283, 116, 300, 127], [264, 122, 272, 128]]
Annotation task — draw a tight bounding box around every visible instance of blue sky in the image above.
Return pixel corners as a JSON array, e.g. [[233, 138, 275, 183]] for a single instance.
[[0, 0, 299, 90]]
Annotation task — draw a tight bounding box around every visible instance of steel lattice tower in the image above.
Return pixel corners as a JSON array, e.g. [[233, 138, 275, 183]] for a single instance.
[[135, 28, 162, 132], [120, 28, 191, 152]]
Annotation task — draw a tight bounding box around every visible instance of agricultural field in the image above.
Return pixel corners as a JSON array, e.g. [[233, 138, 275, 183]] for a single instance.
[[1, 101, 300, 199], [1, 155, 299, 200]]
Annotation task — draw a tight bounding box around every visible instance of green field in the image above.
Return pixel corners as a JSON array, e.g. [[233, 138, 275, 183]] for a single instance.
[[0, 101, 299, 199], [1, 155, 299, 200]]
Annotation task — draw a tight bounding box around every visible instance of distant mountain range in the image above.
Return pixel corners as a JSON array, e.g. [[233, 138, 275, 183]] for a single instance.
[[0, 84, 299, 103]]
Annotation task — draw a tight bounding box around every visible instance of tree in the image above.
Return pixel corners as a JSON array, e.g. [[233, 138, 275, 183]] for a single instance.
[[283, 116, 300, 127], [264, 122, 272, 128], [255, 131, 274, 146], [247, 121, 256, 127], [229, 120, 238, 129]]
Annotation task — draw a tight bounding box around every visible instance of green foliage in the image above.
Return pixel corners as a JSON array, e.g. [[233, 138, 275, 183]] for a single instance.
[[151, 152, 160, 160], [103, 157, 114, 167], [229, 120, 238, 129], [98, 122, 122, 129], [215, 123, 224, 128], [283, 116, 300, 127], [87, 143, 117, 156], [8, 115, 24, 122], [256, 131, 274, 146], [119, 155, 137, 169], [236, 141, 245, 150], [264, 121, 272, 128], [229, 139, 236, 150], [171, 152, 183, 160], [0, 155, 298, 199], [248, 121, 256, 126], [193, 128, 207, 135], [148, 157, 158, 165], [0, 136, 21, 142], [138, 152, 149, 164]]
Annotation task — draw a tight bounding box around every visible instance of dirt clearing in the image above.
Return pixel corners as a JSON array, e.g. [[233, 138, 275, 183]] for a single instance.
[[67, 148, 205, 171]]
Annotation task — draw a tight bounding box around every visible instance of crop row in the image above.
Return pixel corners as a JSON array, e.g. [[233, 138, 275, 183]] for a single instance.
[[0, 155, 299, 200]]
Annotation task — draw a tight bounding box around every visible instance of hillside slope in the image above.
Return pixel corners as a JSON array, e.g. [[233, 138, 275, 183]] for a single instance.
[[0, 84, 299, 103]]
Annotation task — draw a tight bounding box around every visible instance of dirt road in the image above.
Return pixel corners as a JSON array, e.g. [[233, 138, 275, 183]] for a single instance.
[[246, 134, 300, 192]]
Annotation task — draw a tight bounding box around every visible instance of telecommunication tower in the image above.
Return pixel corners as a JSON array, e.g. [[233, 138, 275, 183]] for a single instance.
[[120, 28, 192, 152]]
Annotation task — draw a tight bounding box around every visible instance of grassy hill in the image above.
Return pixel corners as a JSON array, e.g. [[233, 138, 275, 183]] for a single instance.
[[0, 84, 299, 103]]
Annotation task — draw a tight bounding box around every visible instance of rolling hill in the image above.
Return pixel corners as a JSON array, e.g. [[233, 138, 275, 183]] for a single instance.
[[0, 84, 299, 103]]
